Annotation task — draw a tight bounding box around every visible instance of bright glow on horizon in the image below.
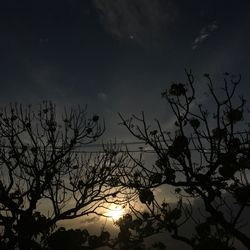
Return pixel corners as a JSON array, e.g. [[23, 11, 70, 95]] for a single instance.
[[106, 205, 124, 221]]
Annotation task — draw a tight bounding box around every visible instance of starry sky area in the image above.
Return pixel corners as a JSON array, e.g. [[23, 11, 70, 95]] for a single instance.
[[1, 0, 250, 140]]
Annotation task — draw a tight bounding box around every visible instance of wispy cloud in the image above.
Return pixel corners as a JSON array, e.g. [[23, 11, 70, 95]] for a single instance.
[[192, 21, 218, 50], [93, 0, 177, 47], [80, 216, 100, 225], [98, 92, 108, 101]]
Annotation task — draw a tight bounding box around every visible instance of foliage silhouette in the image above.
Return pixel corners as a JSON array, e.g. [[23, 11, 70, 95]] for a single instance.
[[113, 213, 166, 250], [119, 70, 250, 249], [45, 227, 111, 250], [0, 102, 129, 250]]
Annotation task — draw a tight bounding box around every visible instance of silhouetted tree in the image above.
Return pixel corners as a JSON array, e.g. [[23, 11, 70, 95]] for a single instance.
[[119, 70, 250, 249], [45, 227, 111, 250], [112, 212, 166, 250], [0, 102, 129, 250]]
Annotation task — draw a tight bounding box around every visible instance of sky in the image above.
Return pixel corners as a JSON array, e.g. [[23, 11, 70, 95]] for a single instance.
[[1, 0, 250, 141], [1, 0, 250, 248]]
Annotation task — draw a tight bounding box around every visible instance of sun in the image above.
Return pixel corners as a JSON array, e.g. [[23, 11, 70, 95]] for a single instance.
[[106, 205, 124, 221]]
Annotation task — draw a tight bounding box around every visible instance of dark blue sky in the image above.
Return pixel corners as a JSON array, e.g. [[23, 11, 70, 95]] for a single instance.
[[1, 0, 250, 140]]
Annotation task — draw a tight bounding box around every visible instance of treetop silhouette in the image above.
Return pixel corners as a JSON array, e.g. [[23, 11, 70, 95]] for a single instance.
[[119, 70, 250, 249], [0, 102, 130, 250]]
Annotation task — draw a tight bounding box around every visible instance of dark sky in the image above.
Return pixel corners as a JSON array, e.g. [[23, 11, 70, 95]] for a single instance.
[[1, 0, 250, 139]]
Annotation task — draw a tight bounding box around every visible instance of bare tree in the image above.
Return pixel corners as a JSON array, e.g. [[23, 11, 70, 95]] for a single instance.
[[0, 102, 129, 250], [119, 70, 250, 249]]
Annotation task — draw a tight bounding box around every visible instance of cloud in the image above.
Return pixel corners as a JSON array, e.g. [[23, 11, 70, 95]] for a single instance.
[[81, 216, 100, 225], [192, 21, 218, 50], [98, 92, 108, 101], [93, 0, 177, 47]]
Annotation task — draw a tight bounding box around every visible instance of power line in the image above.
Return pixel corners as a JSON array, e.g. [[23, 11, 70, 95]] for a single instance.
[[1, 131, 249, 154], [77, 141, 146, 148], [75, 131, 250, 148]]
